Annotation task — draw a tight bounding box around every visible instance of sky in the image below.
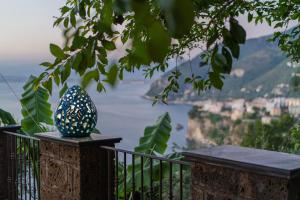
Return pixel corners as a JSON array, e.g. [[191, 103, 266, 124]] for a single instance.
[[0, 1, 290, 64], [0, 0, 64, 62]]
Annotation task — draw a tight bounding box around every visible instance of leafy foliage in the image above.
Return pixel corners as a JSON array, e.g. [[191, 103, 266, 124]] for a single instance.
[[250, 0, 300, 62], [146, 33, 293, 101], [0, 108, 16, 126], [20, 76, 53, 135], [117, 113, 188, 199], [135, 112, 171, 154], [35, 0, 254, 103], [241, 114, 300, 154]]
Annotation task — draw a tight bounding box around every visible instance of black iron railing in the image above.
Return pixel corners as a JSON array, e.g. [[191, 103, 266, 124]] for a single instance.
[[1, 126, 191, 200], [102, 146, 191, 200], [4, 130, 40, 200]]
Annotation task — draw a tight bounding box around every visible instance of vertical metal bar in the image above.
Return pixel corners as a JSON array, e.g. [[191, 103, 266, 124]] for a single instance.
[[37, 141, 40, 199], [180, 164, 183, 200], [7, 135, 11, 200], [29, 140, 32, 200], [24, 138, 27, 200], [14, 135, 17, 200], [132, 154, 135, 200], [150, 158, 153, 200], [20, 137, 23, 199], [108, 150, 112, 200], [169, 162, 173, 200], [33, 140, 36, 200], [10, 134, 16, 200], [115, 151, 119, 200], [123, 152, 127, 200], [17, 136, 20, 200], [159, 160, 163, 200], [141, 156, 144, 200]]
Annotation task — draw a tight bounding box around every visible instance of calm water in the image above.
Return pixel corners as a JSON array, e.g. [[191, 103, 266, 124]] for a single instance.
[[0, 77, 191, 151]]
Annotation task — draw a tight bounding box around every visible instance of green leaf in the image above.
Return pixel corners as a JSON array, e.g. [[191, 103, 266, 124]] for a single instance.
[[53, 17, 63, 27], [105, 65, 118, 86], [70, 10, 76, 27], [166, 0, 195, 39], [221, 47, 232, 74], [212, 51, 228, 73], [72, 52, 83, 71], [209, 72, 223, 90], [53, 73, 60, 86], [0, 108, 16, 126], [40, 62, 52, 67], [223, 29, 240, 59], [92, 127, 101, 134], [79, 1, 86, 19], [61, 61, 71, 84], [72, 35, 87, 50], [147, 22, 171, 63], [101, 0, 113, 31], [207, 32, 219, 49], [63, 17, 69, 28], [81, 69, 99, 89], [230, 18, 246, 44], [248, 13, 253, 22], [42, 78, 53, 95], [50, 43, 65, 59], [59, 83, 68, 98], [134, 112, 171, 155], [21, 76, 53, 135], [61, 6, 70, 15], [102, 40, 116, 50], [97, 82, 106, 92]]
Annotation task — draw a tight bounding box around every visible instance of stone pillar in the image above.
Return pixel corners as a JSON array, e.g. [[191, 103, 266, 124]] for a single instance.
[[36, 132, 121, 200], [0, 125, 20, 200], [184, 145, 300, 200]]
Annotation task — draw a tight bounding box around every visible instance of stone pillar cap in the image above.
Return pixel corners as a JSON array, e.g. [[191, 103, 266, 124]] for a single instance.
[[183, 145, 300, 179], [36, 132, 122, 146]]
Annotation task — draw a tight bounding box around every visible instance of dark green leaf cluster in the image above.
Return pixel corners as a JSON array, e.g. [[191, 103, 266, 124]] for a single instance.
[[36, 0, 251, 103], [249, 0, 300, 62], [21, 76, 53, 135], [241, 114, 300, 154], [0, 108, 16, 126]]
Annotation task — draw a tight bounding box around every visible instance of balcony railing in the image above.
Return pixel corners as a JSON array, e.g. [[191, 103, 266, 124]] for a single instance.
[[1, 126, 300, 200], [102, 146, 191, 200], [0, 127, 190, 200], [2, 128, 40, 200]]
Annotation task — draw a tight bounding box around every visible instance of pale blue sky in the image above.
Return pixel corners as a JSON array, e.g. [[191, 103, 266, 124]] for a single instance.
[[0, 0, 65, 61], [0, 1, 289, 63]]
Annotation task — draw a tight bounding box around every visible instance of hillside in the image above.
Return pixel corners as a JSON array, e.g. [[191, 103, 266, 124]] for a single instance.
[[146, 35, 299, 101]]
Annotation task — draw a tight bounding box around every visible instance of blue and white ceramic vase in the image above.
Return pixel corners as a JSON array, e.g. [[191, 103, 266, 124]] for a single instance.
[[54, 85, 98, 137]]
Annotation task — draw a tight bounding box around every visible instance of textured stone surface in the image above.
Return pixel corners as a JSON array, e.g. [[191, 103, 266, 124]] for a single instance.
[[185, 145, 300, 200], [185, 145, 300, 178], [190, 163, 290, 200], [37, 132, 121, 200]]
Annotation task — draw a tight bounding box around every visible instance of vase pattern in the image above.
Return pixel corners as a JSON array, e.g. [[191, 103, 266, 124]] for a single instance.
[[54, 85, 98, 137]]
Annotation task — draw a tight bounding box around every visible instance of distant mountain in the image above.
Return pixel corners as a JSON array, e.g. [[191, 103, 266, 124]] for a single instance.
[[146, 34, 300, 101]]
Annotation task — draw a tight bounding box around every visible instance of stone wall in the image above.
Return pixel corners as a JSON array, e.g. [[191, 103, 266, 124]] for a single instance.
[[191, 162, 291, 200], [37, 132, 121, 200], [40, 140, 79, 199], [184, 145, 300, 200]]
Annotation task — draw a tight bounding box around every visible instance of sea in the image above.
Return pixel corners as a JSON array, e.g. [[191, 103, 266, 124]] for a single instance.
[[0, 67, 192, 152]]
